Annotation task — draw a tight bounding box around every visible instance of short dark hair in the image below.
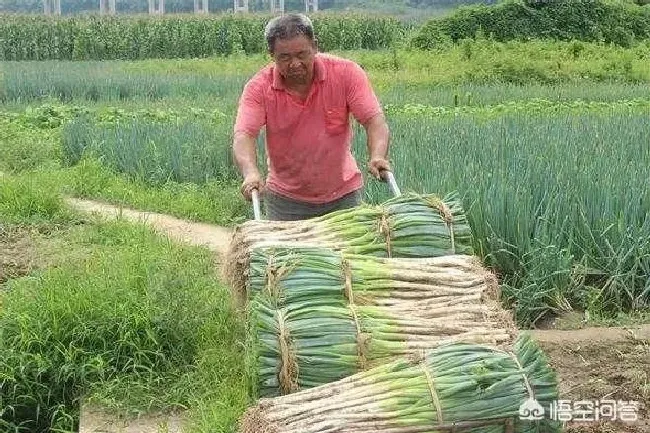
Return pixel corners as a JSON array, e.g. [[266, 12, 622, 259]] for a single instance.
[[264, 13, 315, 53]]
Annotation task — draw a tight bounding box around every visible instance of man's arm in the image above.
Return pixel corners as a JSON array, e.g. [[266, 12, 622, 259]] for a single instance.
[[346, 62, 392, 179], [233, 79, 266, 200], [233, 132, 264, 200], [361, 112, 391, 179]]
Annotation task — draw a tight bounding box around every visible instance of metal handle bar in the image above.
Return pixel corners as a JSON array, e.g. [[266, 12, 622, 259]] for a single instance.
[[249, 170, 399, 221], [380, 170, 401, 197], [251, 189, 262, 221]]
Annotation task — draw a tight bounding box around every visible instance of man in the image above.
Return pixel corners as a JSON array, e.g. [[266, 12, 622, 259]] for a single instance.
[[232, 13, 391, 221]]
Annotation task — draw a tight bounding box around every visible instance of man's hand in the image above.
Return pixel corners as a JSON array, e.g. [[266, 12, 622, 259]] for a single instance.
[[241, 171, 264, 201], [368, 157, 391, 180]]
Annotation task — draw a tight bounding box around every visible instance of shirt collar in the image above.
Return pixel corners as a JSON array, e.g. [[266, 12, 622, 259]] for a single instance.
[[272, 53, 327, 90]]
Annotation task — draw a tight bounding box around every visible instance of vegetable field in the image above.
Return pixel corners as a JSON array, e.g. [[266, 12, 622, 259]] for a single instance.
[[1, 3, 650, 433], [3, 54, 648, 327]]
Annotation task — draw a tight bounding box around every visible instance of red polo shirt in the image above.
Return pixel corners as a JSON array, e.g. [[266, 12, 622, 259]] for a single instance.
[[233, 53, 383, 204]]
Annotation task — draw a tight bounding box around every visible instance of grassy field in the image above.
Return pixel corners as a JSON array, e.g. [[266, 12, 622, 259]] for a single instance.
[[0, 174, 252, 432], [1, 37, 650, 432]]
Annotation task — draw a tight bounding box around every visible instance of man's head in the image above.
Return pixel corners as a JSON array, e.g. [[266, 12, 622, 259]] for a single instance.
[[264, 13, 317, 86]]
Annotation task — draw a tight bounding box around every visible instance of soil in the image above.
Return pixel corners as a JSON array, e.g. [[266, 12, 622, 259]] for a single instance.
[[0, 225, 40, 285], [78, 405, 186, 433], [58, 198, 650, 433], [533, 325, 650, 433]]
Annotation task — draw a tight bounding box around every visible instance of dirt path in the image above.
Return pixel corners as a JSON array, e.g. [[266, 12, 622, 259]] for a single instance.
[[78, 406, 186, 433], [65, 198, 649, 433], [65, 198, 233, 258], [533, 324, 650, 344], [534, 325, 650, 433]]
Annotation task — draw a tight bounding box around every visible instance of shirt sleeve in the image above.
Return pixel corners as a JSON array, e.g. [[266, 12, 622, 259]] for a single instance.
[[234, 77, 266, 137], [345, 61, 383, 125]]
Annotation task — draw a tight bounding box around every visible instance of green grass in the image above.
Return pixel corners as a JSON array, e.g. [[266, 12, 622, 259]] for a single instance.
[[0, 109, 252, 226], [0, 172, 74, 226], [583, 310, 650, 328], [0, 111, 61, 173], [0, 177, 253, 432], [540, 309, 650, 330], [61, 159, 251, 225]]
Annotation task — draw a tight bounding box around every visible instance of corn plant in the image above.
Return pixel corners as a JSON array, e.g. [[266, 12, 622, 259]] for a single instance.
[[0, 13, 403, 61]]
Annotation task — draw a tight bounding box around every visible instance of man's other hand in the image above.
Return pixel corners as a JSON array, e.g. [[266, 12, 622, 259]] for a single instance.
[[368, 157, 391, 180], [241, 171, 265, 201]]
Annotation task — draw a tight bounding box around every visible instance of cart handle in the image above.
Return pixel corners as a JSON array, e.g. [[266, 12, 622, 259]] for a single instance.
[[251, 189, 262, 221], [250, 170, 400, 221], [380, 170, 401, 197]]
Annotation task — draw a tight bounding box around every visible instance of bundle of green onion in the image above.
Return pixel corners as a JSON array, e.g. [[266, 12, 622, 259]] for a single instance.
[[251, 297, 516, 397], [240, 332, 561, 433], [245, 247, 516, 397], [225, 192, 474, 298], [245, 246, 501, 316]]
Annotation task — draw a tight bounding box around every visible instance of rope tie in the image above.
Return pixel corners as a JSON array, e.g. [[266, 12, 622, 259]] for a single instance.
[[427, 197, 456, 254], [342, 258, 354, 303], [350, 304, 369, 371], [277, 309, 299, 395], [378, 211, 392, 257], [437, 201, 455, 254], [265, 254, 281, 300], [264, 252, 299, 305], [342, 257, 369, 370], [507, 351, 535, 400], [420, 357, 444, 425]]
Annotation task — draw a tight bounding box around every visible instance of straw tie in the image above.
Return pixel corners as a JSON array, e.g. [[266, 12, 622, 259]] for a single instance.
[[276, 309, 299, 395], [265, 254, 281, 300], [420, 355, 444, 425], [342, 258, 354, 303], [342, 257, 369, 370], [427, 197, 456, 254], [264, 252, 299, 305], [378, 211, 392, 257], [507, 351, 535, 401]]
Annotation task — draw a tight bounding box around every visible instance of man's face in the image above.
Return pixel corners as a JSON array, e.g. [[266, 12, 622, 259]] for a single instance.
[[272, 35, 316, 85]]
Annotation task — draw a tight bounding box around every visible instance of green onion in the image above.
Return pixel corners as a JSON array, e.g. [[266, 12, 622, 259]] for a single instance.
[[243, 247, 516, 397], [225, 192, 474, 300], [239, 333, 561, 433]]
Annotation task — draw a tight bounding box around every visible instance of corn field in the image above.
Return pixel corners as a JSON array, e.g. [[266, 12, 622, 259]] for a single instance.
[[0, 13, 404, 61]]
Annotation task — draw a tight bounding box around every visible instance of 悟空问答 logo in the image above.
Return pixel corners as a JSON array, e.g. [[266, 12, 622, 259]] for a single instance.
[[519, 398, 545, 421]]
